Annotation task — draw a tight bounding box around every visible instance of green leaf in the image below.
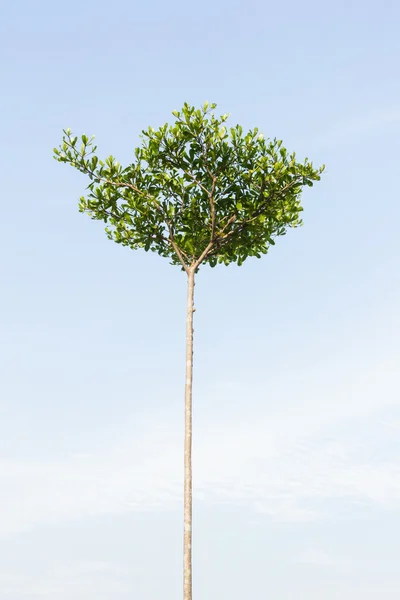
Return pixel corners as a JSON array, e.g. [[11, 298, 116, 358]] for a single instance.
[[55, 102, 324, 270]]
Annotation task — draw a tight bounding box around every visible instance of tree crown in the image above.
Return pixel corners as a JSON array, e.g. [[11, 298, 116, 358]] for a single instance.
[[54, 102, 324, 272]]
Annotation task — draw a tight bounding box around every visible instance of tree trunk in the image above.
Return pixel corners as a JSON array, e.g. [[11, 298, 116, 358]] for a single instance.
[[183, 267, 195, 600]]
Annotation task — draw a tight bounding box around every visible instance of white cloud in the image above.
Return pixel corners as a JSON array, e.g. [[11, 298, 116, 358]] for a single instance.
[[0, 562, 130, 599], [1, 357, 400, 534], [294, 547, 336, 566]]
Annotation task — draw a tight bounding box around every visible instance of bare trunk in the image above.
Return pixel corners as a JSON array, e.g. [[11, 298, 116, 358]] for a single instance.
[[184, 267, 195, 600]]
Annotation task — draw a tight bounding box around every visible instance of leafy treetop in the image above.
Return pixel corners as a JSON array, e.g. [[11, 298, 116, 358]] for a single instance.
[[54, 102, 324, 273]]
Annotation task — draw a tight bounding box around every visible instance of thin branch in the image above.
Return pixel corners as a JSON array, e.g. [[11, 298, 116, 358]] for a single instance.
[[209, 178, 217, 242], [195, 134, 219, 242], [101, 208, 171, 248], [193, 240, 215, 270], [210, 177, 303, 252], [165, 221, 190, 274], [66, 150, 190, 272], [160, 138, 212, 197]]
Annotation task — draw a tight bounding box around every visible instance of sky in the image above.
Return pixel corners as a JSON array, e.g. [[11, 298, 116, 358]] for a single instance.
[[1, 0, 400, 598]]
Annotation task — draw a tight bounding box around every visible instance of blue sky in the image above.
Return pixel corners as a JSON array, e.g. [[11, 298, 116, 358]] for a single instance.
[[1, 0, 400, 598]]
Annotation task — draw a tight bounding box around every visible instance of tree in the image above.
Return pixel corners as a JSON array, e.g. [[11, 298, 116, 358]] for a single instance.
[[54, 102, 324, 600]]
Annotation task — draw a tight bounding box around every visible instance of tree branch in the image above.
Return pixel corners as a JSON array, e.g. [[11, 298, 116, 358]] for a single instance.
[[193, 240, 215, 270], [195, 135, 219, 242], [211, 177, 303, 252], [160, 138, 212, 197], [65, 149, 191, 272], [209, 178, 217, 242]]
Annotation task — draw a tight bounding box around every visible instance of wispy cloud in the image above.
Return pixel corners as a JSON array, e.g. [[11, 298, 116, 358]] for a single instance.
[[2, 334, 399, 534], [0, 562, 131, 599], [294, 547, 336, 567], [1, 375, 400, 534]]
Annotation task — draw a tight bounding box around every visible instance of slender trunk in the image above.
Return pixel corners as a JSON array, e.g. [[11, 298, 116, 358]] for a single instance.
[[184, 267, 195, 600]]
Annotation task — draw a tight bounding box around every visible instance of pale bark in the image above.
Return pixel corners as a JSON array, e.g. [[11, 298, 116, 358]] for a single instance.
[[183, 267, 195, 600]]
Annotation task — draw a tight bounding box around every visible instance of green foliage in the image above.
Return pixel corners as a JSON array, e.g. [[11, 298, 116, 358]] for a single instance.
[[54, 102, 324, 271]]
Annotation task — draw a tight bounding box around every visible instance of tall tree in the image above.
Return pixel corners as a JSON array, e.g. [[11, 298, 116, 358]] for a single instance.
[[54, 102, 324, 600]]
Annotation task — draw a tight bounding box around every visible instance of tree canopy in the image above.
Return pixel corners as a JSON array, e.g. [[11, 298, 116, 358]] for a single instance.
[[54, 102, 324, 272]]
